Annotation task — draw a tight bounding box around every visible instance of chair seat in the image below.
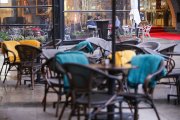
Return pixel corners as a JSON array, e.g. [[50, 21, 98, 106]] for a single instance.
[[21, 62, 41, 68], [120, 93, 151, 104], [47, 78, 64, 87], [76, 93, 123, 105]]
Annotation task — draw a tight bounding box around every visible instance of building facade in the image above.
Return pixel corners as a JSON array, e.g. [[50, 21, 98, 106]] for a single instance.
[[0, 0, 179, 42]]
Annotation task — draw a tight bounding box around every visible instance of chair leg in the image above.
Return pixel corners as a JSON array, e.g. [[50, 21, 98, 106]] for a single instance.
[[0, 62, 5, 75], [150, 100, 161, 120], [68, 106, 75, 120], [31, 72, 35, 90], [3, 65, 10, 83], [16, 71, 22, 88], [119, 101, 123, 120], [55, 95, 61, 117], [43, 83, 49, 112], [59, 95, 70, 120], [134, 103, 139, 120]]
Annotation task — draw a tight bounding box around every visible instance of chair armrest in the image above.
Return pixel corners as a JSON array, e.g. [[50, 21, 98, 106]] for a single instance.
[[144, 61, 165, 94], [6, 49, 17, 63]]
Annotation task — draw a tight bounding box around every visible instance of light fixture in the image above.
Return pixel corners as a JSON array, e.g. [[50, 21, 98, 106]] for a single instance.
[[0, 0, 8, 3]]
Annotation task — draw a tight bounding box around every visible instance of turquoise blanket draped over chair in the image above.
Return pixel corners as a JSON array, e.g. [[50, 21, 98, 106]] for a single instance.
[[128, 54, 166, 88], [55, 51, 89, 89], [73, 41, 94, 53]]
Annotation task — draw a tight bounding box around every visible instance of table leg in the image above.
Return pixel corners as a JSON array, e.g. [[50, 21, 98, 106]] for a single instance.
[[107, 78, 115, 119]]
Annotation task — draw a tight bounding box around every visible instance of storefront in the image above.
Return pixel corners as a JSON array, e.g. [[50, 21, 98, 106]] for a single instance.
[[0, 0, 178, 42], [140, 0, 171, 26], [62, 0, 131, 41]]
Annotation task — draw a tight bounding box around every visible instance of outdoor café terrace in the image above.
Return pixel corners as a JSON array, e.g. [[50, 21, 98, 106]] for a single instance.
[[0, 36, 180, 120]]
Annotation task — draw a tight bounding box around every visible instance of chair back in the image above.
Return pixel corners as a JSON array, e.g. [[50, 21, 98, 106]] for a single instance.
[[108, 50, 136, 66], [19, 40, 41, 48], [145, 24, 152, 33], [115, 44, 146, 55], [137, 41, 160, 51], [62, 63, 109, 93], [127, 54, 165, 94], [15, 44, 42, 63], [55, 51, 89, 89]]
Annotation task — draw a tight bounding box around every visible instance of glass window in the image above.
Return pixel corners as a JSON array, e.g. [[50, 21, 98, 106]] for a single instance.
[[64, 0, 131, 41], [0, 0, 52, 42]]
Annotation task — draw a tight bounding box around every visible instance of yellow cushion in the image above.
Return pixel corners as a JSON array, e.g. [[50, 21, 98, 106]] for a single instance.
[[3, 41, 20, 63], [108, 50, 136, 66], [19, 40, 41, 48]]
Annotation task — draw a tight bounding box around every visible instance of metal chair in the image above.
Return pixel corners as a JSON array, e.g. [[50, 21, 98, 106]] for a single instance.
[[140, 24, 152, 41], [119, 54, 165, 120], [61, 63, 123, 120], [15, 44, 42, 89], [41, 57, 65, 117]]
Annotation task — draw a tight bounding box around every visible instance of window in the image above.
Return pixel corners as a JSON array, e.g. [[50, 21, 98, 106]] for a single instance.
[[63, 0, 131, 41], [0, 0, 52, 42]]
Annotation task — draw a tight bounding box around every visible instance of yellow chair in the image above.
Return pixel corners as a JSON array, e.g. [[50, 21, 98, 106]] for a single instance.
[[19, 40, 41, 48], [0, 41, 20, 83]]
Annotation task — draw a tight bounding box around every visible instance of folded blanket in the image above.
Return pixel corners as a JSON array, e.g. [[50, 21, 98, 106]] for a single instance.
[[128, 54, 166, 88]]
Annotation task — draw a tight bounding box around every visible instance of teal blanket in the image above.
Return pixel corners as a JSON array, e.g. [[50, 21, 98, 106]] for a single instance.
[[128, 54, 166, 88], [73, 41, 94, 53], [55, 51, 89, 89]]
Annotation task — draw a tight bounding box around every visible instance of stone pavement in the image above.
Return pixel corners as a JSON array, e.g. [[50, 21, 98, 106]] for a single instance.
[[0, 38, 180, 120]]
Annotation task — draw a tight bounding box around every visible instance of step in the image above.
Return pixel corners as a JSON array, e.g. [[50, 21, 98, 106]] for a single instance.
[[150, 26, 165, 33]]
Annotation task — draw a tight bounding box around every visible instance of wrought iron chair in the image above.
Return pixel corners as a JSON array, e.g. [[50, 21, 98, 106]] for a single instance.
[[119, 54, 165, 120], [61, 63, 123, 120], [15, 44, 42, 89]]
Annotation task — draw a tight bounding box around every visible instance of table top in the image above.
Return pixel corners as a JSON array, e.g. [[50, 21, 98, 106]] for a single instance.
[[42, 49, 62, 60], [158, 43, 177, 52], [90, 63, 137, 72], [143, 47, 169, 59]]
